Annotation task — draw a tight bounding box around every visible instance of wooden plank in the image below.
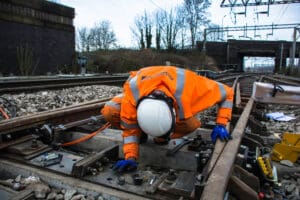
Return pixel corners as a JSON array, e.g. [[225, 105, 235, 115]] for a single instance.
[[201, 98, 254, 200]]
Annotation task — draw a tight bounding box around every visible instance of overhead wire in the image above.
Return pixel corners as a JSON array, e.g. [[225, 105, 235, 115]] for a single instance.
[[276, 4, 289, 23], [148, 0, 165, 11]]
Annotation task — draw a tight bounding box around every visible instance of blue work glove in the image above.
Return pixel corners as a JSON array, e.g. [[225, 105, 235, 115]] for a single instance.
[[211, 125, 232, 144], [112, 159, 137, 173]]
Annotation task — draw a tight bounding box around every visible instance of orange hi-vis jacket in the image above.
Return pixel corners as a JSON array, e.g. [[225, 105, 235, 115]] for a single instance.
[[101, 94, 123, 128], [120, 66, 234, 160]]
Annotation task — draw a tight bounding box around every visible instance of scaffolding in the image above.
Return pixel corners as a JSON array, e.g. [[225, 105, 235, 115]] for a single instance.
[[202, 23, 300, 51], [220, 0, 300, 7]]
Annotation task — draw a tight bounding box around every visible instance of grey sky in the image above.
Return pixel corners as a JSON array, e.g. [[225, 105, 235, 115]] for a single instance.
[[59, 0, 300, 47]]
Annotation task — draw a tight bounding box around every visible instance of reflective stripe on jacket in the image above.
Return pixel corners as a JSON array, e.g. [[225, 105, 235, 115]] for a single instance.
[[101, 94, 123, 128], [120, 66, 234, 159]]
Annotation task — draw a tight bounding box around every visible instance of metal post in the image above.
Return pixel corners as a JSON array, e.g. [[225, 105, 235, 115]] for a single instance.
[[279, 43, 284, 72], [202, 29, 207, 53], [227, 43, 230, 64], [298, 49, 300, 68], [297, 28, 300, 68], [222, 15, 227, 40], [290, 27, 297, 69]]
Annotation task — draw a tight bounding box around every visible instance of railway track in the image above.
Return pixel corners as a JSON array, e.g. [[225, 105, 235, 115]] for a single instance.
[[0, 74, 128, 93], [0, 72, 299, 200]]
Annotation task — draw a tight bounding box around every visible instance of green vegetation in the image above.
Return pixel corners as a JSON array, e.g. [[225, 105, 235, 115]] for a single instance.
[[81, 49, 219, 74]]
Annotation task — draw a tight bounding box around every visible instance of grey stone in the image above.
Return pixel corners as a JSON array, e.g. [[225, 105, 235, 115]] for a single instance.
[[1, 85, 122, 119], [29, 182, 51, 199], [55, 194, 64, 200], [15, 175, 22, 182], [86, 195, 95, 200], [280, 160, 295, 167], [47, 192, 57, 200], [284, 175, 291, 180], [294, 187, 299, 196], [286, 183, 296, 194], [5, 179, 14, 184], [64, 189, 77, 200], [71, 194, 86, 200]]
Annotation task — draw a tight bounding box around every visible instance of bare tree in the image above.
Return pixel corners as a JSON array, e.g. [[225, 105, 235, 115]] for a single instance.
[[77, 20, 116, 51], [131, 11, 153, 49], [99, 21, 117, 50], [78, 27, 88, 52], [131, 18, 145, 49], [158, 7, 184, 50], [154, 10, 163, 50], [90, 20, 117, 50], [179, 27, 189, 49], [144, 12, 152, 48], [183, 0, 211, 48]]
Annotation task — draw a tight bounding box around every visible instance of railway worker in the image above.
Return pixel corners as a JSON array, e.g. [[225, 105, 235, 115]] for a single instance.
[[102, 66, 234, 173]]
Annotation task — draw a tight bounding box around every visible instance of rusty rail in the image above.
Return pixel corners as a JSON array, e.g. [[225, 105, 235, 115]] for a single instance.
[[200, 75, 264, 199], [0, 98, 111, 135], [262, 75, 300, 86], [201, 98, 255, 200], [0, 75, 128, 93]]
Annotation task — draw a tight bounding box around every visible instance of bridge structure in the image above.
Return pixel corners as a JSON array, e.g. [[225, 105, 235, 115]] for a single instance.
[[197, 39, 300, 73], [0, 0, 75, 75]]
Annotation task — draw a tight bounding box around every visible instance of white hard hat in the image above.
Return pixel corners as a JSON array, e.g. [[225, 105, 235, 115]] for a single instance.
[[137, 98, 174, 137]]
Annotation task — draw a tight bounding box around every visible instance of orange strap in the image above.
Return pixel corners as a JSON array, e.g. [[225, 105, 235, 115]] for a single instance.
[[61, 122, 111, 147], [0, 107, 10, 119]]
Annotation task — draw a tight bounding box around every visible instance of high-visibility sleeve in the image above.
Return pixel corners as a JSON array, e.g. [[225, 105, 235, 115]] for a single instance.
[[186, 71, 234, 126], [122, 128, 141, 160], [120, 86, 141, 160], [216, 85, 234, 125], [101, 94, 123, 128]]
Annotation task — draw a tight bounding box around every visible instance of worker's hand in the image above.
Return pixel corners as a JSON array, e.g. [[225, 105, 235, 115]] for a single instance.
[[112, 158, 137, 173], [211, 125, 232, 144]]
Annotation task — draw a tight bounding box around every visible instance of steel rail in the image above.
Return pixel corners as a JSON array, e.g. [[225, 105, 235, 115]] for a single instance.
[[0, 75, 128, 93], [0, 159, 152, 200], [0, 97, 111, 135], [204, 76, 240, 180], [216, 73, 259, 83], [272, 74, 300, 84], [262, 75, 300, 86], [201, 97, 254, 200], [201, 76, 264, 199]]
